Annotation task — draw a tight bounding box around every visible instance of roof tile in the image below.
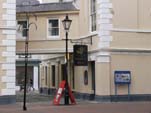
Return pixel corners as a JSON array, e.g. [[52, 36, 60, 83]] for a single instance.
[[17, 1, 78, 13]]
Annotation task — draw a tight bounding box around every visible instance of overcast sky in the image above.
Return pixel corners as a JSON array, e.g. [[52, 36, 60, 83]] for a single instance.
[[38, 0, 42, 3]]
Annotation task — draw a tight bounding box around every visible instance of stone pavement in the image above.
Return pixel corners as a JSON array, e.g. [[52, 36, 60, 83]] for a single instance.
[[0, 101, 151, 113], [16, 91, 54, 103], [0, 91, 149, 113]]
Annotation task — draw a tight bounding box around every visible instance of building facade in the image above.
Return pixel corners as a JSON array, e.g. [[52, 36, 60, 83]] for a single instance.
[[16, 0, 151, 102], [109, 0, 151, 101], [0, 0, 16, 104], [16, 0, 41, 92], [16, 0, 79, 92]]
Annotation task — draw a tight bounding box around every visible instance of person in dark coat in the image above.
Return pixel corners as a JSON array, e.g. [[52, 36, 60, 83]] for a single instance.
[[29, 79, 34, 91]]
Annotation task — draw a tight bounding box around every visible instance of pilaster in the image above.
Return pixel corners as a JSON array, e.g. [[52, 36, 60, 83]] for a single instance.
[[96, 0, 113, 62], [0, 0, 16, 97]]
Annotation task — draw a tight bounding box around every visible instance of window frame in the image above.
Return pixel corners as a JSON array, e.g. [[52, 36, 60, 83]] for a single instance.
[[90, 0, 97, 33], [17, 20, 28, 39], [47, 18, 60, 39]]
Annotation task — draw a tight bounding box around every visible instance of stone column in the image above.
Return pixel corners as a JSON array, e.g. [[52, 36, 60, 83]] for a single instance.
[[95, 0, 113, 99], [0, 0, 16, 104]]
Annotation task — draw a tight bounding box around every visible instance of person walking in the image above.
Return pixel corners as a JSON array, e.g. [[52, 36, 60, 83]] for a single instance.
[[29, 79, 34, 91], [20, 79, 24, 92]]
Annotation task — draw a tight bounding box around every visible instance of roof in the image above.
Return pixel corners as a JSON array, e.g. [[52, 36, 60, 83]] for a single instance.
[[16, 0, 39, 6], [16, 2, 79, 13]]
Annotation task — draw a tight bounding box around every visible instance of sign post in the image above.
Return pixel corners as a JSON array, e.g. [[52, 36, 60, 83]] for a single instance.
[[114, 71, 131, 100]]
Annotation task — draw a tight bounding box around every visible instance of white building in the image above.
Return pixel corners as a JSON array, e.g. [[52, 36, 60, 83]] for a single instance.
[[0, 0, 16, 104]]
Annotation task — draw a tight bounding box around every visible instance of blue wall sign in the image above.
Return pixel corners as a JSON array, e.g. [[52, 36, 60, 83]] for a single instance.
[[114, 71, 131, 84]]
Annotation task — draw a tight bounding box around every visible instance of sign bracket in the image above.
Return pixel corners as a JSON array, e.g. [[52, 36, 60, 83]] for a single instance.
[[69, 34, 97, 45]]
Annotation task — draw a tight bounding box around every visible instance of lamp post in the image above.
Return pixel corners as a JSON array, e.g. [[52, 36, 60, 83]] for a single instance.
[[20, 14, 37, 111], [17, 1, 37, 111], [62, 15, 72, 105], [23, 23, 37, 111], [23, 26, 29, 111]]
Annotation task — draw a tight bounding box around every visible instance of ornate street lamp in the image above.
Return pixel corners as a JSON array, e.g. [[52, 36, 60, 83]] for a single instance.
[[23, 19, 37, 111], [62, 15, 72, 32], [62, 15, 72, 105], [17, 12, 37, 111]]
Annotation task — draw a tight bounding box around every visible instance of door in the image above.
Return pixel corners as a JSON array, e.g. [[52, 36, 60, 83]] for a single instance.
[[61, 64, 66, 81], [91, 61, 95, 100]]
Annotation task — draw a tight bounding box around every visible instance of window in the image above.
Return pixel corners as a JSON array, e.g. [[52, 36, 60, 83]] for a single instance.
[[17, 20, 28, 37], [48, 19, 59, 37], [45, 66, 48, 85], [52, 65, 55, 87], [90, 0, 96, 32]]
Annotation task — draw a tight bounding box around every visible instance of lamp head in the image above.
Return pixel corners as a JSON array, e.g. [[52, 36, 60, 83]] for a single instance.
[[62, 15, 72, 32]]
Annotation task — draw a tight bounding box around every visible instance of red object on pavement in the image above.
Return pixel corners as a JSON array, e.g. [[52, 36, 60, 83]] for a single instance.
[[68, 85, 76, 104], [53, 80, 76, 105]]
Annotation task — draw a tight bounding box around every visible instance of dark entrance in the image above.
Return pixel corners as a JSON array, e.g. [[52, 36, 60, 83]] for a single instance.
[[61, 64, 66, 81], [16, 66, 33, 87], [91, 61, 95, 100], [52, 65, 56, 87]]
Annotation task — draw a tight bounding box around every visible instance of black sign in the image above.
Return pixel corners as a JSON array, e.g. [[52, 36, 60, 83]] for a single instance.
[[74, 45, 88, 66]]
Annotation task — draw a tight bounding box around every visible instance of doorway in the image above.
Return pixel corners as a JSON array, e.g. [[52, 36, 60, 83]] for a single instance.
[[16, 66, 33, 88], [91, 61, 95, 100], [61, 64, 66, 81]]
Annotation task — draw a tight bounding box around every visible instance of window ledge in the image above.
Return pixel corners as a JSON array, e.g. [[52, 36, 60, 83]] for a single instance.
[[90, 31, 97, 34], [47, 36, 61, 40], [16, 38, 26, 41]]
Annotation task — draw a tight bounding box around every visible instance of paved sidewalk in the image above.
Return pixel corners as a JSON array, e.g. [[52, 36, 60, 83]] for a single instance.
[[16, 91, 54, 103], [8, 92, 151, 113], [0, 101, 151, 113]]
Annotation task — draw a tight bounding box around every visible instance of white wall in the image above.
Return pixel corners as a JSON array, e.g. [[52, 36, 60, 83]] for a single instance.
[[1, 0, 16, 96]]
